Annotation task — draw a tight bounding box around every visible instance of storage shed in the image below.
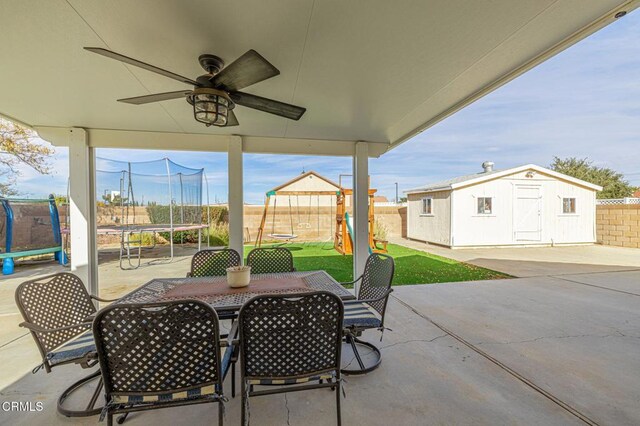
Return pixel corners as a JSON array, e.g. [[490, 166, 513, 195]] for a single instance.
[[405, 163, 602, 248]]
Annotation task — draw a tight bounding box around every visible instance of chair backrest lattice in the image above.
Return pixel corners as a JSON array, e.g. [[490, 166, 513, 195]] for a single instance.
[[15, 273, 96, 357], [93, 300, 223, 396], [190, 248, 241, 277], [358, 253, 394, 316], [239, 292, 343, 379], [246, 247, 295, 274]]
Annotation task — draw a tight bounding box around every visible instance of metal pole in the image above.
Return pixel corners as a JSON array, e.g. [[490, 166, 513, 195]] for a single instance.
[[395, 182, 398, 204], [204, 172, 211, 247], [179, 172, 184, 245], [165, 158, 174, 260]]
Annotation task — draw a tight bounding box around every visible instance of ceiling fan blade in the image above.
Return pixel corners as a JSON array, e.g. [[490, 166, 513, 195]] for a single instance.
[[212, 50, 280, 92], [225, 110, 239, 127], [117, 90, 192, 105], [230, 91, 306, 121], [85, 47, 198, 86]]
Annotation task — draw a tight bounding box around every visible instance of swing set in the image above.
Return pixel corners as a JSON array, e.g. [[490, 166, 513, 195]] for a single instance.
[[333, 187, 388, 255], [255, 189, 337, 246], [254, 180, 388, 255]]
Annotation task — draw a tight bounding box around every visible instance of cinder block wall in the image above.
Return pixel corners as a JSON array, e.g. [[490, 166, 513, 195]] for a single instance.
[[93, 204, 407, 245], [596, 204, 640, 248], [244, 204, 407, 244]]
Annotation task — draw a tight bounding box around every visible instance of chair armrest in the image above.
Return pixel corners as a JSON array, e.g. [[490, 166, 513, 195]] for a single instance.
[[340, 275, 362, 287], [19, 321, 91, 334], [344, 288, 393, 305], [90, 295, 118, 303]]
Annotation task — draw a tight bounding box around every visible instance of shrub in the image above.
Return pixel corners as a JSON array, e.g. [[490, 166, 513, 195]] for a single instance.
[[145, 204, 229, 244], [126, 232, 168, 247], [374, 219, 388, 241], [207, 223, 229, 246]]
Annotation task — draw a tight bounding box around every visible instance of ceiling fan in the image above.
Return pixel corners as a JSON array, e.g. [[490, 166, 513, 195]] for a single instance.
[[84, 47, 306, 127]]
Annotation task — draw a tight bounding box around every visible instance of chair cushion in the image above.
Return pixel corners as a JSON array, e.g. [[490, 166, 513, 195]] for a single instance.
[[248, 373, 334, 386], [113, 384, 218, 404], [112, 346, 231, 405], [343, 301, 382, 329], [47, 329, 95, 366]]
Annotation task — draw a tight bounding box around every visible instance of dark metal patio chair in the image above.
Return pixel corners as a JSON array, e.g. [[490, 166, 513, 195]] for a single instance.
[[238, 291, 344, 426], [93, 300, 233, 426], [341, 253, 394, 375], [246, 247, 295, 274], [15, 272, 114, 417], [188, 248, 241, 277]]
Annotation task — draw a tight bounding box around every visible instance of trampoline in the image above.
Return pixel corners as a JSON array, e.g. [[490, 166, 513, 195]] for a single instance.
[[93, 157, 209, 269], [1, 195, 68, 275]]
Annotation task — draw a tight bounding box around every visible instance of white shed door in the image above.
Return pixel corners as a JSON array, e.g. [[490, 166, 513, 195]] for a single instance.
[[514, 186, 542, 241]]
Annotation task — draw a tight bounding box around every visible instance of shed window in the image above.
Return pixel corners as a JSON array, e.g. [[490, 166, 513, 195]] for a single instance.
[[421, 197, 432, 215], [562, 198, 576, 214], [477, 197, 492, 214]]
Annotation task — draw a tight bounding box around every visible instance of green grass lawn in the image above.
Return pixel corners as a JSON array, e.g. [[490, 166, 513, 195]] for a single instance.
[[245, 242, 509, 285]]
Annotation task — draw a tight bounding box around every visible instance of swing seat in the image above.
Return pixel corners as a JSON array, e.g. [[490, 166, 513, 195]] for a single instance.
[[268, 233, 298, 240]]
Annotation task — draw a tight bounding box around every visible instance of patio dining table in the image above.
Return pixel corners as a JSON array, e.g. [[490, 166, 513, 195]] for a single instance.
[[116, 270, 355, 315]]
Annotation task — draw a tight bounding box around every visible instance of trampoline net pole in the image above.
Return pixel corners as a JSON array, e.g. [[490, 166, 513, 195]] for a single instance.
[[166, 158, 174, 260], [204, 173, 210, 247], [179, 172, 184, 245]]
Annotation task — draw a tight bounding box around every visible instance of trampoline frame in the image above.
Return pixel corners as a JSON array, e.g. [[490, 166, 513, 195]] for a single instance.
[[63, 223, 208, 270]]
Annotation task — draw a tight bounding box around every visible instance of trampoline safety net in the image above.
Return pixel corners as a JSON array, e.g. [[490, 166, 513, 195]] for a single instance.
[[95, 157, 204, 227], [0, 199, 60, 253]]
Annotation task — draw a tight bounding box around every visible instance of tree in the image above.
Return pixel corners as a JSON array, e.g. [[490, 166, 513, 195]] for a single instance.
[[0, 119, 54, 196], [549, 157, 637, 199]]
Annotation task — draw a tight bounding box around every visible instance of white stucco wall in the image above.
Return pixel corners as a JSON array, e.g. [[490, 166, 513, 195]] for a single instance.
[[451, 170, 597, 247], [406, 190, 451, 246]]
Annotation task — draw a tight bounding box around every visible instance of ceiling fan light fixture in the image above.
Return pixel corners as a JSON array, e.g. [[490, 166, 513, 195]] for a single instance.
[[188, 88, 235, 127]]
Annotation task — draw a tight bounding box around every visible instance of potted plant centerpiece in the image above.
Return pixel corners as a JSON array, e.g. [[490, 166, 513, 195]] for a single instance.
[[226, 265, 251, 288]]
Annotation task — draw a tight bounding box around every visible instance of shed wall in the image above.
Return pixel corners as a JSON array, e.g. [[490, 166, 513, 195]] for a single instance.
[[406, 190, 451, 246], [451, 170, 597, 247]]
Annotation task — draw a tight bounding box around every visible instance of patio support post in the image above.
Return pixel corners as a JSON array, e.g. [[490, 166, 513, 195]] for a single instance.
[[353, 142, 369, 288], [228, 136, 244, 263], [68, 128, 98, 296]]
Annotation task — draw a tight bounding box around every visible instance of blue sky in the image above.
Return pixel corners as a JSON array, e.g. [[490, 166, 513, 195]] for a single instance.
[[13, 11, 640, 204]]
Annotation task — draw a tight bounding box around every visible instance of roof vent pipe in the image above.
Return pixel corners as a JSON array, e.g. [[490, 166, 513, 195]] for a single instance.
[[482, 161, 494, 173]]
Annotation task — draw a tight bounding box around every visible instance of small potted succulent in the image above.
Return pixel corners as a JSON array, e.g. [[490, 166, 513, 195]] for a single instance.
[[226, 265, 251, 288]]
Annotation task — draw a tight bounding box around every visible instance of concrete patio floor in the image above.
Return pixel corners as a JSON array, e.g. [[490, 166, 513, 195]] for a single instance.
[[1, 246, 639, 425]]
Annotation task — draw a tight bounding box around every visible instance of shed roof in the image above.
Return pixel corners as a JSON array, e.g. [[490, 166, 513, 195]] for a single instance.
[[405, 164, 603, 194]]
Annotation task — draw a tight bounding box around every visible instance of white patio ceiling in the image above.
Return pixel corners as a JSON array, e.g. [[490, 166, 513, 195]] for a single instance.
[[0, 0, 637, 157]]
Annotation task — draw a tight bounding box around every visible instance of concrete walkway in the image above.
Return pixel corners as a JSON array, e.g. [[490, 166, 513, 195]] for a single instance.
[[391, 238, 640, 277]]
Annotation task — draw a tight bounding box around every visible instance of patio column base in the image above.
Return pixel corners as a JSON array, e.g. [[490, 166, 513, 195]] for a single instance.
[[58, 370, 104, 418], [341, 335, 381, 375]]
